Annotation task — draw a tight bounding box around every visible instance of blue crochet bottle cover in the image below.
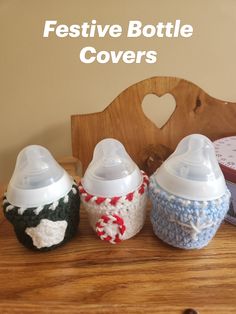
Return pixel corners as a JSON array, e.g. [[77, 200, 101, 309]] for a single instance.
[[149, 134, 230, 249]]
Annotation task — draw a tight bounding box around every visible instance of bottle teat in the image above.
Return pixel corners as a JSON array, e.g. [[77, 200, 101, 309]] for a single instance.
[[82, 138, 142, 197], [7, 145, 73, 207], [155, 134, 227, 200]]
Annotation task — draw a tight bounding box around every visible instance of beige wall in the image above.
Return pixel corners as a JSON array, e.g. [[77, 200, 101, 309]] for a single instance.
[[1, 0, 236, 183]]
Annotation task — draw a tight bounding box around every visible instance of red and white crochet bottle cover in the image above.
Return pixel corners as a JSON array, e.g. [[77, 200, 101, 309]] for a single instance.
[[79, 171, 149, 244]]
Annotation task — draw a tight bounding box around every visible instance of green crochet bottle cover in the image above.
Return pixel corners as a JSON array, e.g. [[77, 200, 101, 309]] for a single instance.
[[2, 145, 80, 251]]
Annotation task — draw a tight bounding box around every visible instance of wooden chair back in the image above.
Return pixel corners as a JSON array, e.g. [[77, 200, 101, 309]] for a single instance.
[[71, 77, 236, 174]]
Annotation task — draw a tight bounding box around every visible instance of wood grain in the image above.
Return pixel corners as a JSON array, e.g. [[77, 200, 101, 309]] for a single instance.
[[71, 77, 236, 173], [0, 179, 236, 313], [56, 156, 82, 177]]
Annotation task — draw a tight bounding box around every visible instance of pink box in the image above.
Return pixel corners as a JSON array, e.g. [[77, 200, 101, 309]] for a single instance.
[[214, 136, 236, 225]]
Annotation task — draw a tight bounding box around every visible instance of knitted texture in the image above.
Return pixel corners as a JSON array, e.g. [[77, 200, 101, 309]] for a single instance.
[[149, 175, 231, 249], [79, 171, 149, 244], [2, 181, 80, 251]]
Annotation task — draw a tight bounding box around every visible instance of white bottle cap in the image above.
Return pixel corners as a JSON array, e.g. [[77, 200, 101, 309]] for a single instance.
[[155, 134, 227, 200], [7, 145, 73, 207], [82, 138, 142, 197]]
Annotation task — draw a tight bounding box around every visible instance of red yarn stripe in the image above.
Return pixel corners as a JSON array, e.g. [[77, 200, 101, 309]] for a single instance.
[[101, 215, 110, 223], [96, 222, 102, 229], [104, 235, 112, 242], [113, 214, 124, 226], [119, 224, 126, 235], [85, 194, 93, 202], [110, 196, 121, 206], [95, 197, 106, 205], [138, 184, 145, 195], [79, 186, 86, 194], [97, 230, 105, 236], [126, 192, 134, 201], [114, 235, 121, 243]]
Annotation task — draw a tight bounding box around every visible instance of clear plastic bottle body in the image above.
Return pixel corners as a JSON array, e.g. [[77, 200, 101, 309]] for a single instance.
[[7, 145, 73, 207], [154, 134, 227, 200], [82, 138, 142, 197]]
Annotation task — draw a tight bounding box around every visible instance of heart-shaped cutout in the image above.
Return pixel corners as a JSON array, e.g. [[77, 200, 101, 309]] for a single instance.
[[142, 93, 176, 128]]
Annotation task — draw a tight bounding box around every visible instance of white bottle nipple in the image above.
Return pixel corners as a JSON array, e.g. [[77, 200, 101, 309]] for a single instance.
[[82, 138, 142, 197], [7, 145, 73, 207], [155, 134, 227, 200]]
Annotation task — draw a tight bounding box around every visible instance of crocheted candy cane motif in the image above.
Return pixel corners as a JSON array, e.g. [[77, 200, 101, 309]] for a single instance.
[[79, 171, 149, 243], [96, 214, 126, 244]]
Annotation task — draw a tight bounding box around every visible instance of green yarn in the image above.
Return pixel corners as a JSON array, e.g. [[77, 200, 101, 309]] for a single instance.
[[3, 184, 80, 251]]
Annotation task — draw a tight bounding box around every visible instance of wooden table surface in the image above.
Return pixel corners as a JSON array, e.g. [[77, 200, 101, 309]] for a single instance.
[[0, 180, 236, 314]]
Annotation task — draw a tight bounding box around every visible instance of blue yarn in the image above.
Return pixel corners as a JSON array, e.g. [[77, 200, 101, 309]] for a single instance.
[[149, 175, 231, 249]]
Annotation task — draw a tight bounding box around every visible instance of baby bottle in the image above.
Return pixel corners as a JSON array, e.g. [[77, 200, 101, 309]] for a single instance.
[[79, 138, 149, 244], [3, 145, 80, 251], [149, 134, 230, 249]]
